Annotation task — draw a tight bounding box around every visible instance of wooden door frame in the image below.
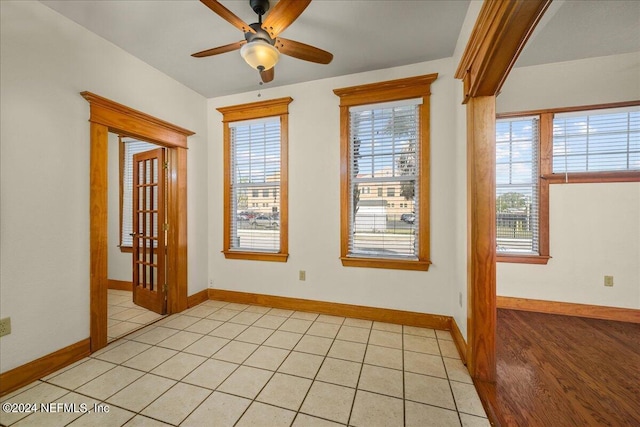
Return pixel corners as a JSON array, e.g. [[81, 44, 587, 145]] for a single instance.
[[82, 92, 194, 352], [455, 0, 551, 382]]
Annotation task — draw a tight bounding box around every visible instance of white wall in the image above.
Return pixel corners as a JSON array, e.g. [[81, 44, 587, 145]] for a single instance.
[[496, 53, 640, 309], [0, 1, 209, 372], [498, 52, 640, 113], [208, 58, 462, 317], [450, 0, 484, 341]]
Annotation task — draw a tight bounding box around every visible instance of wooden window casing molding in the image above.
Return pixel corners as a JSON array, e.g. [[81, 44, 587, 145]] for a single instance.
[[497, 100, 640, 264], [334, 74, 437, 271], [217, 97, 292, 262], [495, 113, 551, 265]]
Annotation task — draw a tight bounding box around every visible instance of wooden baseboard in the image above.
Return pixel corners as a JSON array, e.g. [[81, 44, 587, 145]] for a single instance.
[[450, 318, 468, 365], [187, 289, 209, 308], [497, 296, 640, 324], [0, 338, 90, 397], [108, 279, 132, 291], [208, 288, 452, 331]]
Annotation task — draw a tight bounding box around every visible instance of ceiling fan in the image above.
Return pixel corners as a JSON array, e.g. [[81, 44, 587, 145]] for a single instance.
[[192, 0, 333, 83]]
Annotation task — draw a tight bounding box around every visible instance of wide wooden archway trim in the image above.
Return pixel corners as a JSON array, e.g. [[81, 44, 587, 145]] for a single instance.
[[82, 92, 194, 352], [456, 0, 551, 102], [455, 0, 551, 384]]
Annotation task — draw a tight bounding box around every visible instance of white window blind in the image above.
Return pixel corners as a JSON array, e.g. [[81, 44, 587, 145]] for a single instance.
[[496, 117, 539, 255], [229, 117, 281, 252], [122, 138, 157, 247], [348, 99, 421, 259], [553, 106, 640, 173]]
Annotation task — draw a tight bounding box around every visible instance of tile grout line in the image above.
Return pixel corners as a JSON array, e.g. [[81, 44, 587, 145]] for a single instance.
[[345, 320, 373, 427], [295, 314, 350, 425], [402, 326, 407, 427], [227, 305, 297, 427], [8, 300, 483, 426]]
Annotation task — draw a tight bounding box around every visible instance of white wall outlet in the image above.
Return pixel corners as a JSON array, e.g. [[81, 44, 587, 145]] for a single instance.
[[299, 270, 306, 281], [604, 275, 614, 287], [209, 279, 213, 286], [0, 317, 11, 337], [459, 292, 463, 307]]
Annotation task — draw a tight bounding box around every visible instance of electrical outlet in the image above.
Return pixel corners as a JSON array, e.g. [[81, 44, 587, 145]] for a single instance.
[[604, 275, 614, 287], [209, 279, 213, 286], [299, 270, 306, 281], [0, 317, 11, 337], [459, 292, 463, 307]]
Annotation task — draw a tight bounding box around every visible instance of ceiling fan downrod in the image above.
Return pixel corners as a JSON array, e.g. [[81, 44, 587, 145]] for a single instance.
[[250, 0, 270, 18]]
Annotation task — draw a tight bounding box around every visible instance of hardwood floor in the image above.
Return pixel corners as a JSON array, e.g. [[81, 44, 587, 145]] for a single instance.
[[476, 309, 640, 427]]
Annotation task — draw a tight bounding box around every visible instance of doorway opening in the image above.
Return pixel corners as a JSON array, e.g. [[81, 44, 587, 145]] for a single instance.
[[107, 136, 168, 341], [82, 91, 194, 353]]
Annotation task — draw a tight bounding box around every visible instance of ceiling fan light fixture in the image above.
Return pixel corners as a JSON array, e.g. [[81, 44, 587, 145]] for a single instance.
[[240, 40, 279, 71]]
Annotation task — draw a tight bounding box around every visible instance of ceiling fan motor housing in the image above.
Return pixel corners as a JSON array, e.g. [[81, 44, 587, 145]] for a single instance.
[[245, 22, 276, 46]]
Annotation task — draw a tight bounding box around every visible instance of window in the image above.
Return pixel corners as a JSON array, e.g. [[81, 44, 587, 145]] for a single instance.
[[496, 101, 639, 264], [334, 74, 437, 271], [119, 137, 158, 250], [496, 117, 540, 255], [217, 97, 292, 262], [552, 106, 640, 174]]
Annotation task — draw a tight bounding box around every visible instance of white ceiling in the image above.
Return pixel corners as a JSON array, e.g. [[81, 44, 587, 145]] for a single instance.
[[516, 0, 640, 68], [41, 0, 640, 99]]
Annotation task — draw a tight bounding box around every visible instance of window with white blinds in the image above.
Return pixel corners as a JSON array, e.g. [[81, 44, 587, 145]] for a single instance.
[[348, 99, 421, 259], [553, 106, 640, 173], [496, 116, 540, 255], [229, 117, 281, 252], [121, 138, 158, 248]]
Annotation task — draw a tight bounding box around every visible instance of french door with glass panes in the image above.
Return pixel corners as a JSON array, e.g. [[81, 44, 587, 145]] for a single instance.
[[132, 148, 167, 314]]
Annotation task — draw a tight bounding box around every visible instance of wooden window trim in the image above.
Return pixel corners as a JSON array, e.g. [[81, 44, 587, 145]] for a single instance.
[[334, 74, 437, 271], [496, 114, 550, 265], [496, 254, 551, 264], [494, 111, 549, 265], [541, 171, 640, 184], [217, 97, 292, 262], [497, 100, 640, 264]]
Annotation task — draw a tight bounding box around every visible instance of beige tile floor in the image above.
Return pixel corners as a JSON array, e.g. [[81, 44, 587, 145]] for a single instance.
[[108, 289, 165, 341], [1, 299, 489, 427]]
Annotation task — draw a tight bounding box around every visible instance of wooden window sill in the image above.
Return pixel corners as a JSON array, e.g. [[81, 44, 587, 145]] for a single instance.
[[341, 257, 431, 271], [119, 246, 133, 253], [542, 171, 640, 184], [497, 254, 550, 265], [223, 251, 289, 262]]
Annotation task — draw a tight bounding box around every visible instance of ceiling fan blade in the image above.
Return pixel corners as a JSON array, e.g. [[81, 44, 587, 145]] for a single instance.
[[262, 0, 311, 38], [191, 40, 245, 58], [200, 0, 255, 33], [260, 67, 275, 83], [276, 37, 333, 64]]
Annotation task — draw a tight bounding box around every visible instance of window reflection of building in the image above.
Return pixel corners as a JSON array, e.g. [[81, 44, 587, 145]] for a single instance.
[[241, 173, 281, 215], [357, 179, 415, 219]]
